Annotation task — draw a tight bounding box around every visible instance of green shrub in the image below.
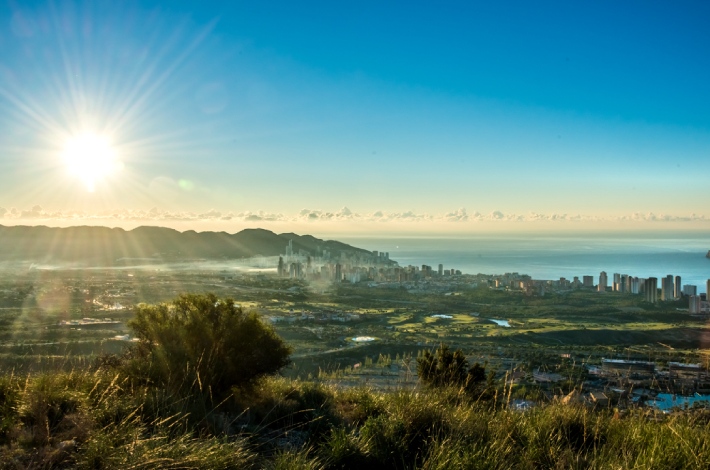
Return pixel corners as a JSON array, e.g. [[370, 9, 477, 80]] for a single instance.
[[319, 428, 368, 469], [268, 447, 323, 470], [127, 293, 292, 399], [237, 379, 340, 442], [417, 344, 486, 394], [358, 391, 450, 469], [0, 375, 19, 445], [333, 387, 385, 426], [17, 374, 86, 446]]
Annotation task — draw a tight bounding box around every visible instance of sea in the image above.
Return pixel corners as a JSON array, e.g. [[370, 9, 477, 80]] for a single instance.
[[339, 234, 710, 294]]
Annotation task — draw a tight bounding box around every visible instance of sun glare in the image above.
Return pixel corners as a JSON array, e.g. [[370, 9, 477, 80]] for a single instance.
[[62, 133, 120, 192]]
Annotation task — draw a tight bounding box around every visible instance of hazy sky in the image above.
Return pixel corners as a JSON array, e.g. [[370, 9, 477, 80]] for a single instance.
[[1, 0, 709, 233]]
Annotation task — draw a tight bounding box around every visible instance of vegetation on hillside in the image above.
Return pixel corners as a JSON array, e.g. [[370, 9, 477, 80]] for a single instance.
[[1, 371, 710, 469], [1, 294, 709, 469]]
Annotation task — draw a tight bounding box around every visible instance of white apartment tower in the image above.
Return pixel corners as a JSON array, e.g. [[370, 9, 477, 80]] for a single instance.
[[598, 271, 608, 292]]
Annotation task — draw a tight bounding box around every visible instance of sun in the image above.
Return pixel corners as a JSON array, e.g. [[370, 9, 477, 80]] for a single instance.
[[62, 133, 120, 192]]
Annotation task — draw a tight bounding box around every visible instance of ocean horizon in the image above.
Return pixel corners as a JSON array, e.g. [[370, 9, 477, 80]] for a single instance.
[[340, 235, 710, 294]]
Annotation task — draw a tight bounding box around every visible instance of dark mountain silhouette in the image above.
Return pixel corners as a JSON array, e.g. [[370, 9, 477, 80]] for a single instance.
[[0, 225, 381, 266]]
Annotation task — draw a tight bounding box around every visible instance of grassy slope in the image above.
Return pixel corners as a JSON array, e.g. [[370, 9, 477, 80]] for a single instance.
[[1, 371, 709, 469]]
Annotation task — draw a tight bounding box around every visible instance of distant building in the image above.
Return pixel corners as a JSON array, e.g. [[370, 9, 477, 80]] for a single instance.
[[438, 264, 443, 276], [644, 277, 658, 303], [683, 285, 697, 296], [289, 262, 303, 279], [601, 359, 655, 376], [661, 275, 674, 301], [598, 272, 608, 292], [630, 277, 640, 294], [583, 275, 594, 288], [689, 295, 710, 314], [674, 276, 681, 299], [277, 256, 284, 277]]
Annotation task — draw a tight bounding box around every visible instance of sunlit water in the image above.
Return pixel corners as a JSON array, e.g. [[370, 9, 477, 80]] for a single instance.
[[340, 235, 710, 293], [649, 393, 710, 412], [341, 235, 710, 293], [352, 336, 376, 342]]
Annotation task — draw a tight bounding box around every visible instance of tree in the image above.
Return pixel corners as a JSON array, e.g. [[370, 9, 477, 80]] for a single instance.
[[417, 344, 486, 394], [127, 293, 291, 397]]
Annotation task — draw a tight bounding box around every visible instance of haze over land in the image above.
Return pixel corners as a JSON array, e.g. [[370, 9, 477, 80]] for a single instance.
[[0, 1, 708, 235], [0, 224, 375, 265]]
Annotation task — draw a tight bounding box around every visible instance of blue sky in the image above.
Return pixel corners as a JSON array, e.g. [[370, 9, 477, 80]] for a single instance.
[[0, 0, 709, 232]]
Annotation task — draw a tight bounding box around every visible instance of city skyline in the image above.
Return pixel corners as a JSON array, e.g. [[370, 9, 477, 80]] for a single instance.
[[1, 1, 709, 234]]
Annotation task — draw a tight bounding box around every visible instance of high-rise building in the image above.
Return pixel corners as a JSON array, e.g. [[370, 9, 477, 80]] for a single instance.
[[613, 273, 621, 291], [583, 276, 594, 288], [707, 279, 710, 299], [674, 276, 681, 299], [683, 285, 697, 296], [645, 277, 658, 303], [438, 264, 443, 276], [277, 256, 284, 277], [689, 295, 702, 314], [620, 274, 629, 293], [630, 277, 640, 294], [598, 272, 608, 292], [335, 263, 342, 282], [661, 275, 674, 301]]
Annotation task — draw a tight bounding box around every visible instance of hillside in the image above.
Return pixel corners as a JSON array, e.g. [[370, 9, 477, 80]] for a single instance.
[[0, 225, 382, 266]]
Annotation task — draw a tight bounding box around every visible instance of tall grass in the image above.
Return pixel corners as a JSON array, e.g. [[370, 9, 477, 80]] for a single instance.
[[1, 371, 709, 469]]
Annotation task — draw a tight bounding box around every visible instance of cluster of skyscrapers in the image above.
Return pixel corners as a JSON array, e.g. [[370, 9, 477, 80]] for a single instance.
[[277, 240, 395, 283], [274, 238, 710, 313], [595, 271, 710, 311]]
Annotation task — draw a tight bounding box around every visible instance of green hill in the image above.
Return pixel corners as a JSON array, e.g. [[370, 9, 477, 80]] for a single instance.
[[0, 225, 382, 266]]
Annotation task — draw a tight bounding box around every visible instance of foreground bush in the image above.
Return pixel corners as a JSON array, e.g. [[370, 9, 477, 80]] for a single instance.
[[126, 293, 292, 398]]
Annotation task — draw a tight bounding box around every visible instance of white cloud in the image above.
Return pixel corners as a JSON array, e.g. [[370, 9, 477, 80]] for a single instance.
[[0, 205, 707, 225]]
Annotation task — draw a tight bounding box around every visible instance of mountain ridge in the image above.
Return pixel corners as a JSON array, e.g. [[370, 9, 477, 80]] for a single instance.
[[0, 224, 380, 266]]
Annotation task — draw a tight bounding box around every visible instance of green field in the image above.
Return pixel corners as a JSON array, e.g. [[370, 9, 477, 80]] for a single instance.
[[0, 268, 706, 379]]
